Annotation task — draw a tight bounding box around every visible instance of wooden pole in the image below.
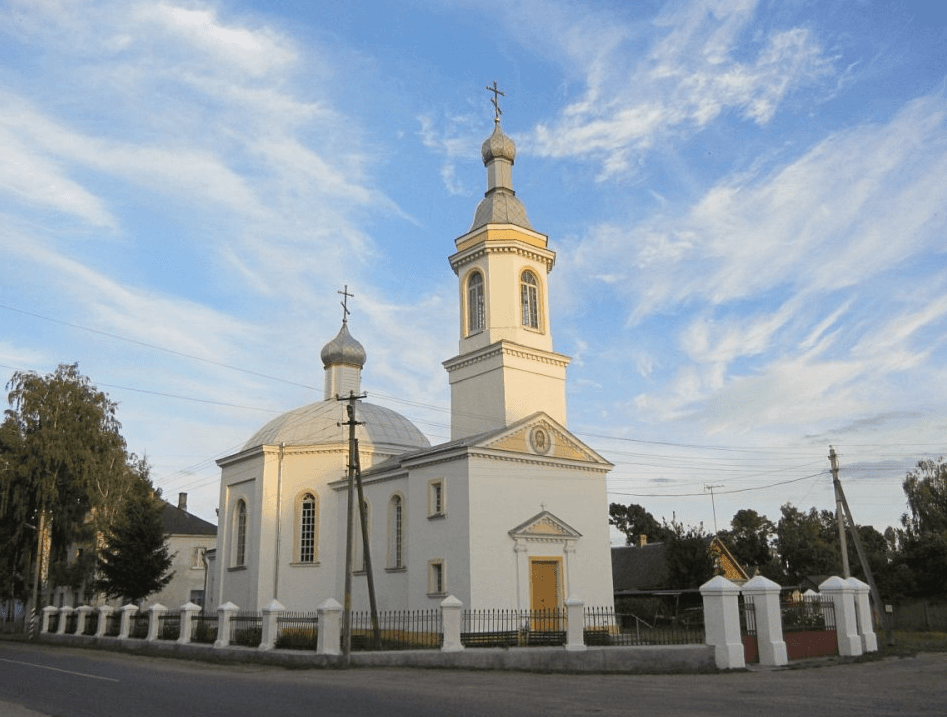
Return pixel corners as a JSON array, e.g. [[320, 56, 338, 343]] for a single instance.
[[353, 446, 381, 649], [828, 446, 895, 646]]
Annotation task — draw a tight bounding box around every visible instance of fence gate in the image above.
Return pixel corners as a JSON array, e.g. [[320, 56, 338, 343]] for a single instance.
[[739, 595, 758, 664]]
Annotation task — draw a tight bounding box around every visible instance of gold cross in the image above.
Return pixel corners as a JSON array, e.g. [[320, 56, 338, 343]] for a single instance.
[[486, 81, 504, 121]]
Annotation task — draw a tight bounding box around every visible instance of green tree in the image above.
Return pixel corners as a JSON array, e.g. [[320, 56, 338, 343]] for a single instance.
[[0, 364, 131, 612], [663, 519, 716, 590], [96, 462, 173, 604], [608, 502, 672, 545], [775, 503, 841, 584], [898, 458, 947, 597], [722, 509, 779, 580]]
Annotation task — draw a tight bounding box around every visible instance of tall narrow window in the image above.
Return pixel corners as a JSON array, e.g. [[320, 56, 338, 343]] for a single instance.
[[521, 270, 540, 329], [388, 495, 404, 569], [428, 560, 445, 595], [234, 499, 247, 567], [299, 493, 316, 563], [467, 271, 485, 334], [428, 480, 444, 517]]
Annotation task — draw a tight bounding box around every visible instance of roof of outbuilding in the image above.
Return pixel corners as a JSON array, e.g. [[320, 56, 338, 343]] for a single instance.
[[160, 502, 217, 536], [611, 544, 670, 593]]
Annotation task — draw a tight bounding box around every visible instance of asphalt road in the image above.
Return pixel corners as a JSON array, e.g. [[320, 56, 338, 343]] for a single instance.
[[0, 641, 945, 717]]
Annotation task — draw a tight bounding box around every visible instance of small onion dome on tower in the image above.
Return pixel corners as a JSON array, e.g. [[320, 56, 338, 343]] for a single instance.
[[470, 120, 533, 232], [321, 321, 366, 400]]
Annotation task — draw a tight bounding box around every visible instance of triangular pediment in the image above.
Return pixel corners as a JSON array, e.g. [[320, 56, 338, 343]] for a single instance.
[[478, 413, 612, 467], [509, 510, 582, 540]]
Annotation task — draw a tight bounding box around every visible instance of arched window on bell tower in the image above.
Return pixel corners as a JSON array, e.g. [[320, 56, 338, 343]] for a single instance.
[[466, 270, 485, 335], [520, 270, 540, 330]]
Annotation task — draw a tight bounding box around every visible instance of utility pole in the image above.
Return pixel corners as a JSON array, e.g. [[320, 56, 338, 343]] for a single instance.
[[705, 485, 724, 534], [339, 391, 365, 666], [352, 441, 381, 650], [827, 446, 894, 646], [829, 447, 850, 578]]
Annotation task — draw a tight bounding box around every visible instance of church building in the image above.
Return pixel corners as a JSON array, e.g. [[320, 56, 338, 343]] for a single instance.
[[210, 110, 615, 614]]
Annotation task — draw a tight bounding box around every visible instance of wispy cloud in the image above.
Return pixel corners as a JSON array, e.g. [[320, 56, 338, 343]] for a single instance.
[[529, 0, 834, 177]]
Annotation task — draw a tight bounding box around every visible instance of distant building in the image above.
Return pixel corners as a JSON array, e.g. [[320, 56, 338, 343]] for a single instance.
[[148, 492, 217, 610], [611, 535, 749, 596]]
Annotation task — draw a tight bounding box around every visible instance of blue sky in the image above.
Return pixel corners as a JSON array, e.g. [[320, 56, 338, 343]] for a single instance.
[[2, 0, 945, 540]]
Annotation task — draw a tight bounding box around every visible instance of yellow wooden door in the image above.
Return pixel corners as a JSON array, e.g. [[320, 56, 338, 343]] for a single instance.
[[530, 559, 561, 630]]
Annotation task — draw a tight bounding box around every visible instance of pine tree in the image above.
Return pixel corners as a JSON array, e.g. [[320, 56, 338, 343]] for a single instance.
[[96, 467, 173, 604]]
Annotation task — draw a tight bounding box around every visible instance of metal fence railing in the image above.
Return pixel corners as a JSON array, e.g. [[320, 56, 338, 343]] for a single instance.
[[192, 613, 218, 644], [130, 612, 149, 639], [584, 606, 704, 646], [276, 612, 319, 650], [64, 612, 79, 635], [462, 609, 567, 648], [104, 612, 121, 637], [158, 613, 181, 641], [47, 611, 60, 634], [780, 598, 836, 632], [350, 609, 442, 650], [83, 612, 99, 636], [229, 612, 263, 647]]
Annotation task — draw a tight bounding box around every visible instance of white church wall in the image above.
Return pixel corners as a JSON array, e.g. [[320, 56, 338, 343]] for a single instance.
[[466, 458, 614, 610], [216, 452, 264, 610]]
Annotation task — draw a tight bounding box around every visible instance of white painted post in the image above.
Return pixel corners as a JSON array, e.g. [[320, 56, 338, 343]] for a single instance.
[[316, 598, 342, 656], [214, 602, 239, 648], [177, 602, 201, 645], [118, 604, 138, 639], [846, 577, 878, 652], [259, 599, 285, 651], [741, 576, 788, 667], [76, 605, 93, 636], [819, 576, 862, 656], [57, 606, 74, 635], [565, 597, 586, 652], [40, 606, 57, 634], [440, 595, 464, 652], [95, 605, 114, 637], [700, 576, 745, 669], [146, 603, 167, 642]]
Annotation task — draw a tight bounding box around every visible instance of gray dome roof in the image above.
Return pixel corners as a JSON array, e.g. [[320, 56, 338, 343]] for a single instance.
[[470, 189, 533, 231], [243, 400, 430, 451], [320, 322, 366, 368], [481, 122, 516, 164]]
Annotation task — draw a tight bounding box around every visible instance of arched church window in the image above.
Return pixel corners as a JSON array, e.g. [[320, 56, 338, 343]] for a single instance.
[[388, 494, 404, 569], [355, 499, 371, 572], [521, 270, 540, 329], [298, 492, 318, 564], [233, 499, 247, 567], [467, 271, 485, 334]]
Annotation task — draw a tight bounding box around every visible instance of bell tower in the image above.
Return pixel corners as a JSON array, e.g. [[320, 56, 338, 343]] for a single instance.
[[443, 88, 570, 440]]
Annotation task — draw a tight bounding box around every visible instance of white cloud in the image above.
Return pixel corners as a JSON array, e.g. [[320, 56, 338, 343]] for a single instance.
[[530, 0, 833, 177]]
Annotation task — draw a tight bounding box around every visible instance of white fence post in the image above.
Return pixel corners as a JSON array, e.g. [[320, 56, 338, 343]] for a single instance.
[[95, 605, 114, 637], [440, 595, 464, 652], [146, 603, 167, 642], [316, 598, 342, 656], [741, 576, 788, 666], [76, 605, 93, 636], [40, 606, 57, 634], [214, 602, 239, 648], [700, 575, 745, 669], [260, 599, 285, 651], [565, 597, 586, 652], [819, 576, 862, 656], [118, 604, 138, 639], [846, 577, 878, 652], [177, 602, 201, 645], [56, 606, 73, 635]]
